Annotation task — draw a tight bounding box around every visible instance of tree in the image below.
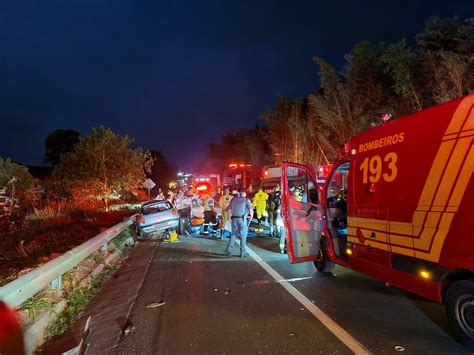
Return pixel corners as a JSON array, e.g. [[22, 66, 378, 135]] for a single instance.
[[234, 16, 473, 169], [149, 150, 177, 191], [261, 97, 295, 162], [203, 127, 272, 172], [44, 129, 80, 166], [0, 157, 35, 206], [54, 126, 152, 210], [381, 40, 425, 111], [417, 17, 474, 103]]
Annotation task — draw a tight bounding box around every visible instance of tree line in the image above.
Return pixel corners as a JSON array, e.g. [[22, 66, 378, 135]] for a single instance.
[[207, 16, 473, 167], [0, 127, 176, 211]]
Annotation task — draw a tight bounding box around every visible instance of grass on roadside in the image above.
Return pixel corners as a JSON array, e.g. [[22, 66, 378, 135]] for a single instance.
[[44, 264, 118, 340], [21, 295, 54, 322], [44, 229, 134, 340]]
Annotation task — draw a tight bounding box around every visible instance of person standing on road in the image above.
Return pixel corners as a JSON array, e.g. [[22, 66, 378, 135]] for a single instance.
[[252, 186, 268, 224], [219, 186, 233, 233], [224, 189, 254, 257]]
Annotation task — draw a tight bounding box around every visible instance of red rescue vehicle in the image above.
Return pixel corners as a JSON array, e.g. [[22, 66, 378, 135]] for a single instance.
[[281, 94, 474, 347], [222, 163, 263, 192]]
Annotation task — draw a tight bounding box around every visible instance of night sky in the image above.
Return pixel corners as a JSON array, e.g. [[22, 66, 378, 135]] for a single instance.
[[1, 1, 472, 170]]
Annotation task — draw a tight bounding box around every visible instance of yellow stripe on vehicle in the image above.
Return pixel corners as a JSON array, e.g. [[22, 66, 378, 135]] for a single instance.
[[346, 96, 474, 263], [432, 137, 472, 208]]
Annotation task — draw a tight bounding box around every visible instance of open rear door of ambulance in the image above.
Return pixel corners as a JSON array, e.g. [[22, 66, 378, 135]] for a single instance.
[[281, 162, 324, 264]]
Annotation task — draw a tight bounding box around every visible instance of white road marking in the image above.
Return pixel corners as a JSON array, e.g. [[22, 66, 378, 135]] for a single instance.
[[279, 276, 314, 283], [246, 246, 371, 355]]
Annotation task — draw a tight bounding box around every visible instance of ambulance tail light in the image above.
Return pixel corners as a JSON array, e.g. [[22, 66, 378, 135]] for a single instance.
[[419, 270, 431, 280]]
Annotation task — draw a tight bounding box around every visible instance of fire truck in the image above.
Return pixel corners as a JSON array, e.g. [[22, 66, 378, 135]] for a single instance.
[[280, 94, 474, 348], [221, 164, 262, 192]]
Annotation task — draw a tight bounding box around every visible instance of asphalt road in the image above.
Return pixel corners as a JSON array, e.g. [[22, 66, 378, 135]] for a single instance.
[[110, 235, 470, 355]]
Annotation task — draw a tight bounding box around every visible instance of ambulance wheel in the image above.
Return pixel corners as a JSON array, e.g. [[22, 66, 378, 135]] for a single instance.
[[313, 244, 335, 273], [445, 279, 474, 349]]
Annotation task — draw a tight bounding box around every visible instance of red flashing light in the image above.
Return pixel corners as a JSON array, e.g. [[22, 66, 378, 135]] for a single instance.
[[196, 182, 210, 191], [344, 143, 351, 153], [229, 163, 238, 168], [239, 164, 245, 167]]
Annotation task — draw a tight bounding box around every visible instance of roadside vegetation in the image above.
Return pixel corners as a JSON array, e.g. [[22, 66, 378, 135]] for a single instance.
[[0, 127, 152, 285], [0, 201, 133, 286], [202, 16, 474, 170]]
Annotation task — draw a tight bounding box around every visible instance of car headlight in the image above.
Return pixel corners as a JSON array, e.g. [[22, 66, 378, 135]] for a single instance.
[[276, 219, 284, 227]]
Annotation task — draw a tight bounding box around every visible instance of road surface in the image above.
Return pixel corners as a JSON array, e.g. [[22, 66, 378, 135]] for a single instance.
[[42, 235, 471, 354]]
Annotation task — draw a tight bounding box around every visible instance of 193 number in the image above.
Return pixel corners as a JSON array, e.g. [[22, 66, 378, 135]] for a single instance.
[[359, 152, 398, 183]]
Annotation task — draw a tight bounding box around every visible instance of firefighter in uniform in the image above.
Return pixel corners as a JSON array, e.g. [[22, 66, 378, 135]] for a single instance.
[[268, 185, 281, 236], [252, 186, 269, 224], [224, 189, 254, 257]]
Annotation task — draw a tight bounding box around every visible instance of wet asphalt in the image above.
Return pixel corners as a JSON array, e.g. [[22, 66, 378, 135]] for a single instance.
[[112, 236, 471, 355]]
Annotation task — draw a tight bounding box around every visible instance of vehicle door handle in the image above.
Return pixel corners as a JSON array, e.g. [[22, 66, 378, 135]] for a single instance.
[[305, 205, 317, 217]]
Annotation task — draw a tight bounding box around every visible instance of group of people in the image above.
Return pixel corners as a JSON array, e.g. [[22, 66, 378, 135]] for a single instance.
[[223, 185, 283, 257], [154, 184, 284, 257]]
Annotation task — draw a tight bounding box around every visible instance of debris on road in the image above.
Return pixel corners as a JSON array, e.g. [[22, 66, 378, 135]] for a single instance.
[[121, 319, 135, 336]]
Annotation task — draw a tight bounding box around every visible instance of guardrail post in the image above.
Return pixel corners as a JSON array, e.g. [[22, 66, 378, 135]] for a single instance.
[[50, 275, 62, 289]]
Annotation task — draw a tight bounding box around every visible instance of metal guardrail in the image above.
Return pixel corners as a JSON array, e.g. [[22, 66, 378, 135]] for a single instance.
[[0, 217, 134, 308]]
